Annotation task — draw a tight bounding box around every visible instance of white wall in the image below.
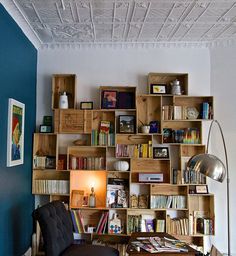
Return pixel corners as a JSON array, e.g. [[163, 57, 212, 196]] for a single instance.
[[37, 47, 210, 125], [210, 45, 236, 255]]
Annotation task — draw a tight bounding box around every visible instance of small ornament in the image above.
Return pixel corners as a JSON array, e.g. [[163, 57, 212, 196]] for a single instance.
[[109, 213, 121, 234]]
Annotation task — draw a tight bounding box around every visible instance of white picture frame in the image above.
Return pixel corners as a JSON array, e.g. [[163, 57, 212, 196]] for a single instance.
[[7, 98, 25, 167]]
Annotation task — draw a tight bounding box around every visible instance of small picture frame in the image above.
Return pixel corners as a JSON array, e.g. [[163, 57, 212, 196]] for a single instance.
[[145, 219, 154, 232], [195, 185, 208, 194], [118, 115, 136, 134], [101, 90, 117, 109], [80, 101, 93, 110], [39, 125, 52, 133], [150, 84, 167, 94], [153, 147, 169, 159]]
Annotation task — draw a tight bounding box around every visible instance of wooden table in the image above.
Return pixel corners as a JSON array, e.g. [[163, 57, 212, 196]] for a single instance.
[[126, 233, 200, 256]]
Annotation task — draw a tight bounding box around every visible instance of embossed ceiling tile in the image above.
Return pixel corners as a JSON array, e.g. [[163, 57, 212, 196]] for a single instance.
[[35, 28, 54, 42], [115, 3, 130, 23], [185, 24, 214, 39], [169, 2, 191, 22], [113, 24, 126, 40], [76, 2, 91, 23], [38, 9, 65, 24], [93, 8, 113, 22], [146, 8, 169, 23], [132, 3, 148, 22], [127, 23, 142, 40], [16, 2, 41, 23], [51, 24, 94, 42], [95, 23, 112, 40], [220, 25, 236, 38], [140, 23, 162, 39]]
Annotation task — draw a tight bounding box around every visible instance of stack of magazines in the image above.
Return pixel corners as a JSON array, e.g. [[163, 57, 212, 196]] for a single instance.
[[130, 236, 188, 253]]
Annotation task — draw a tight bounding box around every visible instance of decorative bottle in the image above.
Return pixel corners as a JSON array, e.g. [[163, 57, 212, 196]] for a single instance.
[[89, 187, 96, 208], [59, 91, 68, 109]]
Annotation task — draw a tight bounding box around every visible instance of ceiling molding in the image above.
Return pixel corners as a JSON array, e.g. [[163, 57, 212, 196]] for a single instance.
[[40, 41, 210, 50]]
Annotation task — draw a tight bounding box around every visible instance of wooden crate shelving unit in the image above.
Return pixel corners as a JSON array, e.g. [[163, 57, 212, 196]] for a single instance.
[[32, 74, 215, 253]]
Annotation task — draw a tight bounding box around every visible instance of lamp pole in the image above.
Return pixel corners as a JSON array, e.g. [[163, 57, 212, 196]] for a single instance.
[[207, 120, 230, 256]]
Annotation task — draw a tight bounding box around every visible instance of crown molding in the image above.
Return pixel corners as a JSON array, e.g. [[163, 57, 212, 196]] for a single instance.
[[1, 0, 41, 49], [40, 41, 211, 50]]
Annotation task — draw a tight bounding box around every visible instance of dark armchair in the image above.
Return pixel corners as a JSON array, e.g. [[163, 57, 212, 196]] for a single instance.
[[33, 200, 119, 256]]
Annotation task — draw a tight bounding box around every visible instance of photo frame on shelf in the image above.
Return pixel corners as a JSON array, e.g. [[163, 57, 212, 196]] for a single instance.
[[7, 98, 25, 167], [118, 115, 136, 134], [39, 125, 52, 133], [101, 90, 117, 109], [80, 101, 93, 110], [150, 84, 167, 94], [195, 185, 208, 194], [153, 147, 169, 159]]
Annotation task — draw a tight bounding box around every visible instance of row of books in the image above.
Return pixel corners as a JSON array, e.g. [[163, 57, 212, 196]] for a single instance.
[[166, 215, 189, 236], [91, 130, 115, 146], [162, 103, 213, 120], [183, 168, 206, 184], [196, 217, 214, 235], [189, 212, 214, 235], [173, 169, 206, 185], [70, 210, 109, 234], [34, 180, 69, 194], [116, 141, 152, 158], [69, 156, 105, 170], [163, 128, 200, 144], [201, 102, 213, 119], [127, 215, 165, 233], [150, 195, 187, 209], [70, 210, 85, 233]]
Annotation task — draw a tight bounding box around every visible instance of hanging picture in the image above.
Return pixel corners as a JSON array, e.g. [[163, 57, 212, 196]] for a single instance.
[[7, 98, 25, 167]]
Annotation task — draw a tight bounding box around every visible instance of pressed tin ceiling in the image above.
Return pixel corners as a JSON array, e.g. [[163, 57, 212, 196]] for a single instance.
[[3, 0, 236, 48]]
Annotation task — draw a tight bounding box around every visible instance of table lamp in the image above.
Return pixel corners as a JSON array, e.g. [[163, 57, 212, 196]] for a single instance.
[[187, 120, 230, 256]]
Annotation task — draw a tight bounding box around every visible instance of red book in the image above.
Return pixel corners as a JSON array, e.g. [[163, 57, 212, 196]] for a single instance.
[[98, 212, 109, 234]]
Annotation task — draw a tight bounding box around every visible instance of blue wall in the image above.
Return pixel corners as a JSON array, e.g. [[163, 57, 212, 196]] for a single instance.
[[0, 4, 37, 255]]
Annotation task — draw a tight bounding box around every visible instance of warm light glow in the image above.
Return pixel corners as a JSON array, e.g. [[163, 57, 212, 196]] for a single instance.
[[70, 171, 107, 207]]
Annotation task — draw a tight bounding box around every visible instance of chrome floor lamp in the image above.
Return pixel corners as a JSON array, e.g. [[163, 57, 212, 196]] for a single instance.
[[187, 120, 230, 256]]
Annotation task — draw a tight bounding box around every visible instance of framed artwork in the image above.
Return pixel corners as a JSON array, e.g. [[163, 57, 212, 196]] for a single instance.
[[7, 98, 25, 167], [150, 84, 167, 94], [153, 147, 169, 159], [195, 185, 208, 194], [80, 101, 93, 110], [101, 90, 117, 109], [118, 115, 136, 133]]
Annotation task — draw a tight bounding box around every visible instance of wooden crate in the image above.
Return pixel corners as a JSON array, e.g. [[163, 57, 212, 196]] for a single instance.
[[54, 109, 92, 133], [131, 159, 170, 183], [147, 73, 188, 95], [52, 74, 77, 109]]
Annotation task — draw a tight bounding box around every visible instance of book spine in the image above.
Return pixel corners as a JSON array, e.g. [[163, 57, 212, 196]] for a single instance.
[[70, 210, 79, 233]]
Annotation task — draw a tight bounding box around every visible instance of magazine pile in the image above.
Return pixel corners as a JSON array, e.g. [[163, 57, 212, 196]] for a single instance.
[[131, 236, 189, 253]]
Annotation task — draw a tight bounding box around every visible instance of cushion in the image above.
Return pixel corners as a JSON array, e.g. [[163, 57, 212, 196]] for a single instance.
[[61, 244, 119, 256]]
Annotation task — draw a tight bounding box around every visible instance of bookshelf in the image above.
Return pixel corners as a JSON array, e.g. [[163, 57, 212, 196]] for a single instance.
[[32, 73, 215, 253]]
